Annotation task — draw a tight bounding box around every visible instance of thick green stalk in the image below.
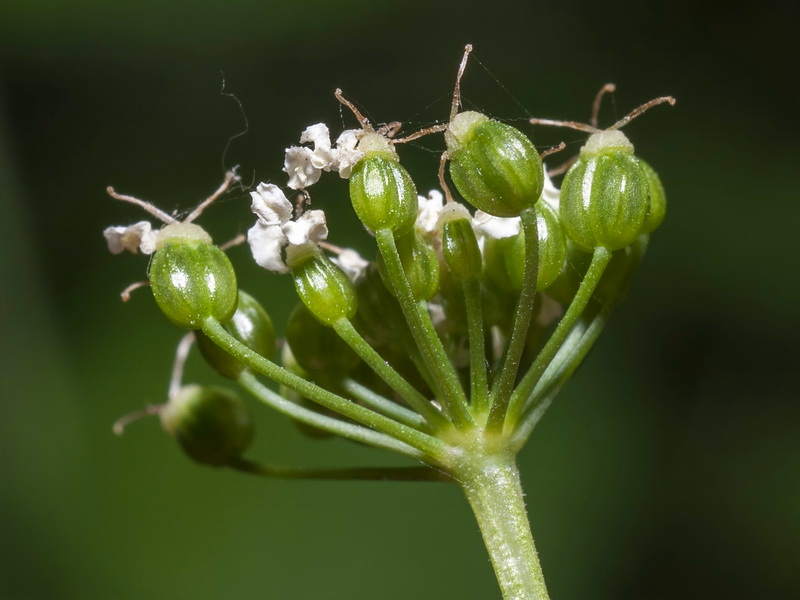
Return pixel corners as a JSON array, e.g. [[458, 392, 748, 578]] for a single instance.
[[375, 228, 473, 428], [455, 454, 550, 600], [202, 317, 448, 460]]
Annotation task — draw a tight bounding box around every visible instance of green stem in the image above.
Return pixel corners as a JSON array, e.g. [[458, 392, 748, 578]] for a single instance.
[[375, 228, 473, 429], [505, 246, 611, 429], [487, 206, 539, 432], [202, 317, 448, 460], [339, 377, 429, 431], [463, 276, 490, 413], [456, 454, 550, 600], [333, 318, 449, 429], [238, 371, 425, 460], [229, 457, 451, 482]]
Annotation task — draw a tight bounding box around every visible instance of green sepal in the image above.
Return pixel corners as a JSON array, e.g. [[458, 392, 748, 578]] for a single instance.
[[285, 303, 360, 376], [195, 290, 276, 379], [349, 154, 418, 234], [560, 146, 650, 251], [378, 230, 440, 302], [447, 114, 544, 218], [160, 385, 254, 467], [639, 159, 666, 234], [291, 252, 358, 326], [149, 237, 238, 330]]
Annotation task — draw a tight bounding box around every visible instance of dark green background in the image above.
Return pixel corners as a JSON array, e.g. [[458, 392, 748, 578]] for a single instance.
[[1, 1, 798, 598]]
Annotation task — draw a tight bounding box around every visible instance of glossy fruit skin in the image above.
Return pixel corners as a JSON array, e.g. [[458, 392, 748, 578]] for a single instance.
[[195, 290, 276, 379], [292, 254, 358, 326], [160, 385, 254, 467], [448, 116, 543, 218], [442, 216, 483, 281], [378, 230, 440, 302], [349, 153, 418, 234], [149, 240, 238, 329], [639, 159, 666, 234], [560, 146, 650, 252]]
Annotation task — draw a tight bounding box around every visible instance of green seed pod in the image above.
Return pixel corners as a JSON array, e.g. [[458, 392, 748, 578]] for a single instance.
[[353, 264, 410, 348], [446, 111, 544, 218], [378, 229, 440, 302], [560, 130, 650, 251], [440, 204, 482, 281], [503, 201, 567, 291], [291, 252, 357, 326], [544, 239, 591, 305], [195, 290, 276, 379], [639, 159, 666, 234], [148, 223, 238, 329], [348, 134, 418, 234], [160, 384, 254, 467], [285, 303, 360, 375]]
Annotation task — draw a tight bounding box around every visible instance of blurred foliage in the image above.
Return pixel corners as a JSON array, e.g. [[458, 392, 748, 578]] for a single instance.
[[1, 0, 798, 598]]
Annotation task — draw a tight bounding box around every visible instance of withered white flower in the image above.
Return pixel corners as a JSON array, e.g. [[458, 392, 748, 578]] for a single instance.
[[103, 221, 158, 255], [331, 248, 370, 283], [472, 210, 520, 241], [247, 182, 328, 273], [415, 190, 445, 238], [284, 123, 365, 190]]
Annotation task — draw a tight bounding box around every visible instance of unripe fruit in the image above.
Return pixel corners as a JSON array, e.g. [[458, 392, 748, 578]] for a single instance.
[[160, 385, 254, 467], [440, 205, 482, 281], [195, 290, 276, 379], [559, 130, 650, 251], [148, 223, 238, 329], [378, 230, 440, 302], [291, 253, 358, 326], [349, 134, 418, 234], [639, 159, 666, 234], [285, 303, 360, 375], [447, 111, 543, 218]]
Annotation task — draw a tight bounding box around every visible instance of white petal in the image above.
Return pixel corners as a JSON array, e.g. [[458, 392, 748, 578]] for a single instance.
[[472, 210, 520, 239], [247, 221, 289, 273], [331, 248, 370, 282], [250, 182, 293, 225], [283, 210, 328, 246], [330, 129, 366, 178], [300, 123, 335, 169], [415, 190, 445, 236], [541, 167, 561, 210], [103, 221, 157, 255], [284, 146, 323, 190]]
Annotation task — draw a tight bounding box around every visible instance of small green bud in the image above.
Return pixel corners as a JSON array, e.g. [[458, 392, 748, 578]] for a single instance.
[[447, 111, 544, 217], [639, 159, 666, 234], [378, 230, 440, 302], [348, 134, 418, 234], [285, 303, 360, 375], [560, 130, 650, 251], [291, 252, 358, 326], [440, 204, 482, 281], [195, 290, 276, 379], [160, 384, 254, 467], [148, 223, 238, 329]]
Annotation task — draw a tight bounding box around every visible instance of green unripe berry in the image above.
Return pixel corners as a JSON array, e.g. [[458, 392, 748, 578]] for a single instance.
[[378, 230, 440, 302], [440, 205, 482, 281], [349, 134, 418, 234], [148, 223, 238, 329], [195, 290, 276, 379], [285, 303, 360, 375], [447, 111, 544, 218], [160, 385, 254, 467], [291, 252, 357, 326], [639, 159, 666, 234], [560, 130, 650, 251]]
